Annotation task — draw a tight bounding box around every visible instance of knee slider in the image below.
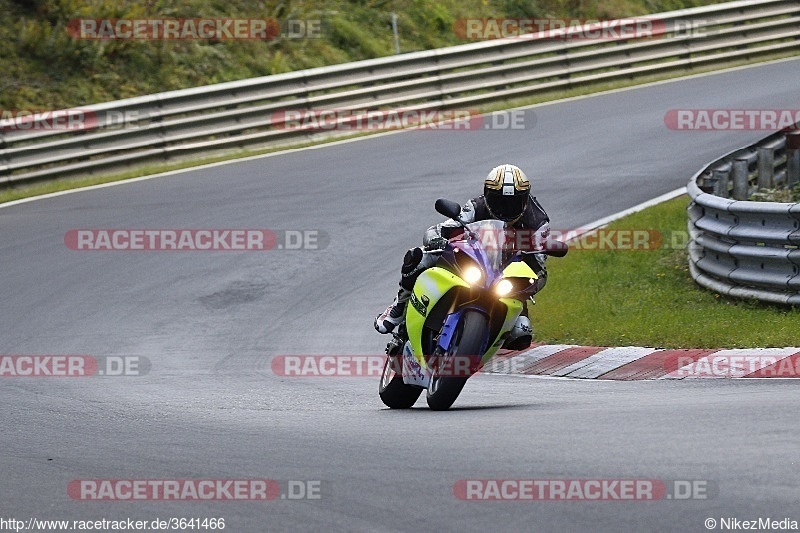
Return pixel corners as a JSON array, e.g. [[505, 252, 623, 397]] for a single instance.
[[503, 315, 533, 351]]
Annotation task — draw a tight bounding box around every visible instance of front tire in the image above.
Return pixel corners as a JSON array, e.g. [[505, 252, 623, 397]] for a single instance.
[[426, 311, 488, 411]]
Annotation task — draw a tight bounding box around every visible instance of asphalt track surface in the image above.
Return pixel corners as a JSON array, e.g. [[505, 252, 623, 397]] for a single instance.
[[1, 58, 799, 532]]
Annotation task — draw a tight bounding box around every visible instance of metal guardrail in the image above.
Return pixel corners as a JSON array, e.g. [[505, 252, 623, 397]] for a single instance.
[[687, 129, 800, 305], [1, 0, 799, 185]]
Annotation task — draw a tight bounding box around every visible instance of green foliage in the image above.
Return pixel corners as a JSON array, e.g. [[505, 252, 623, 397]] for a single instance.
[[0, 0, 732, 109], [749, 185, 800, 203], [328, 15, 388, 58], [501, 0, 539, 19]]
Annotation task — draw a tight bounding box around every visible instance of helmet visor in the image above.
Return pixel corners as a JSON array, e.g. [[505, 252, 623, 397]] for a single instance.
[[487, 193, 528, 222]]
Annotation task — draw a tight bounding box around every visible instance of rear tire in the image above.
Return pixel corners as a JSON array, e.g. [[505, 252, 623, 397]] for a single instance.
[[378, 349, 422, 409], [426, 311, 487, 411]]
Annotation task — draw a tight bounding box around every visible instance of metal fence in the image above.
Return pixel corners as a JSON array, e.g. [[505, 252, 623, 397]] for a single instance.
[[687, 129, 800, 305], [1, 0, 799, 185]]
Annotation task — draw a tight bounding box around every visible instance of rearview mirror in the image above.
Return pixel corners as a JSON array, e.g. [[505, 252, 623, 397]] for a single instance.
[[541, 239, 568, 257], [434, 198, 463, 222]]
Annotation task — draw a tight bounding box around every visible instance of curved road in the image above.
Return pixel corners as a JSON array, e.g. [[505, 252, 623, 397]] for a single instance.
[[1, 58, 799, 532]]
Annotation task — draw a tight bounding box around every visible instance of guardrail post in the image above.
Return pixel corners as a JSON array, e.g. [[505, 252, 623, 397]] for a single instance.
[[787, 130, 800, 189], [732, 159, 749, 200], [757, 146, 774, 190], [391, 12, 400, 54], [712, 168, 730, 198]]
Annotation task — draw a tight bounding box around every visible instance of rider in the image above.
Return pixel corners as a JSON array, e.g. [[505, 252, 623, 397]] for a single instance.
[[374, 163, 551, 350]]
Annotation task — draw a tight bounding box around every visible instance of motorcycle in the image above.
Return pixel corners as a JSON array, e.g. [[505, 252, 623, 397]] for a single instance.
[[378, 198, 567, 411]]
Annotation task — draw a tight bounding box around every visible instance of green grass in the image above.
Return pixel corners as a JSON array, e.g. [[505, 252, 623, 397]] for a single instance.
[[530, 195, 800, 348]]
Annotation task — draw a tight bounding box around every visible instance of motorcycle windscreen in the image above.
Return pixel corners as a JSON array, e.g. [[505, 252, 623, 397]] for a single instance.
[[451, 219, 517, 282]]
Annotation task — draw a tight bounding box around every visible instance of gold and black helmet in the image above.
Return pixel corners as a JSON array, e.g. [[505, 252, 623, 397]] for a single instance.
[[483, 164, 531, 223]]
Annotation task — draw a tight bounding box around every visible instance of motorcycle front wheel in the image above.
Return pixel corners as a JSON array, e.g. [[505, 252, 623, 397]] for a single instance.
[[426, 311, 487, 411]]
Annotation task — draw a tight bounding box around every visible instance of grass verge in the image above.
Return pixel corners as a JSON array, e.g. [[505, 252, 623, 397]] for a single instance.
[[530, 195, 800, 348]]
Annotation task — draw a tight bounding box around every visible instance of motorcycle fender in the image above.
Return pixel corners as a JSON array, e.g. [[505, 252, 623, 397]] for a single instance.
[[401, 340, 430, 388], [436, 310, 464, 353], [483, 297, 525, 364], [406, 266, 469, 364], [437, 309, 486, 374]]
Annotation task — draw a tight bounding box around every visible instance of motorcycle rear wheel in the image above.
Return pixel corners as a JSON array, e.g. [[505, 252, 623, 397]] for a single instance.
[[378, 346, 423, 409]]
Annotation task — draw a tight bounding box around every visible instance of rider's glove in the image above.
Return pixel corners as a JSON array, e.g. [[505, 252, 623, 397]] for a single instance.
[[425, 236, 448, 251]]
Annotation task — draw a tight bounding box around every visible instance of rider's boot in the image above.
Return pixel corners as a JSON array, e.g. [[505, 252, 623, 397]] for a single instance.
[[374, 287, 411, 334]]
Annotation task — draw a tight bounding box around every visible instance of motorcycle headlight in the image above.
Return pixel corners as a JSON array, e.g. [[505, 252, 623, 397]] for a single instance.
[[464, 266, 482, 284], [495, 278, 513, 296]]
